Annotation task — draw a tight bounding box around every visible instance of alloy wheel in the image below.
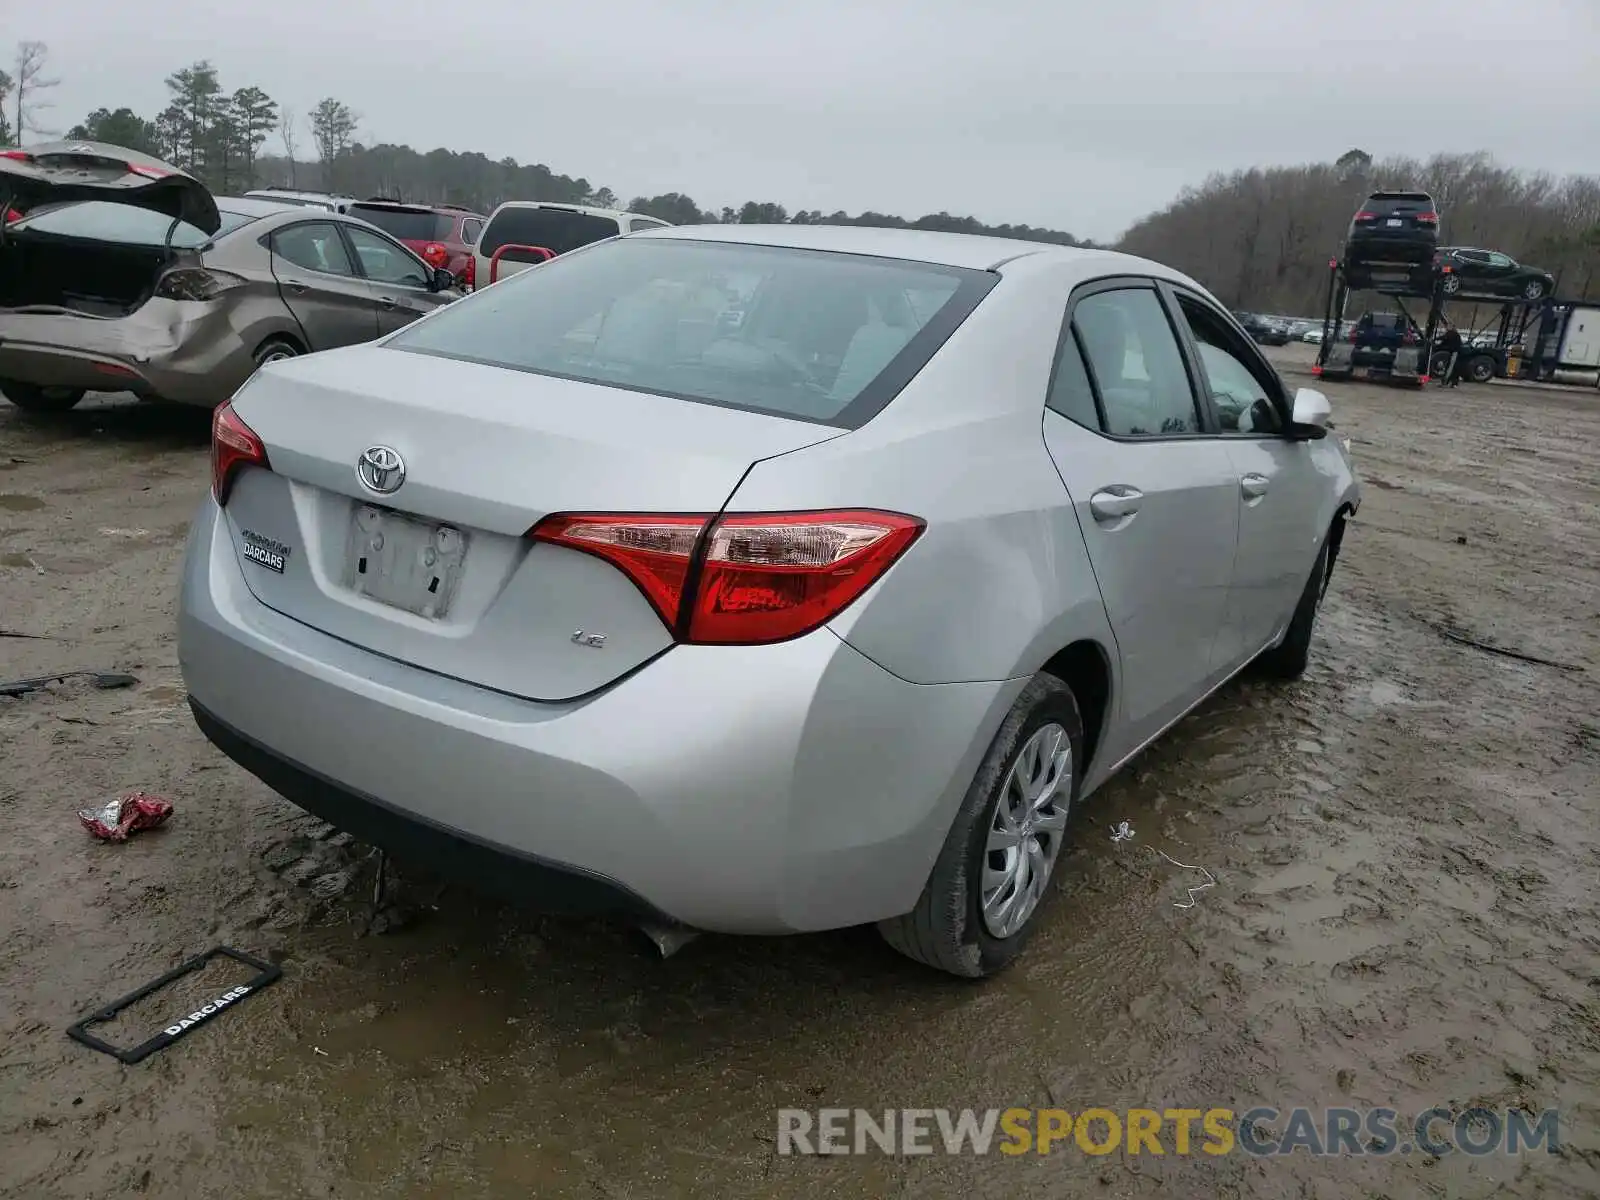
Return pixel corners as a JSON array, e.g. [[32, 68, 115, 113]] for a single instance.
[[980, 722, 1072, 938]]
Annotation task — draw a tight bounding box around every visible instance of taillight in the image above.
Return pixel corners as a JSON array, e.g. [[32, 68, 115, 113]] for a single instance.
[[211, 401, 270, 505], [0, 150, 28, 162], [421, 242, 449, 268], [1354, 211, 1376, 221], [1415, 212, 1438, 224], [460, 257, 475, 287], [529, 509, 924, 645], [155, 268, 247, 302], [1348, 328, 1358, 343]]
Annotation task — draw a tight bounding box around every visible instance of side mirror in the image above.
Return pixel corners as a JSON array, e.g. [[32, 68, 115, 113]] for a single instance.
[[429, 266, 457, 292], [1288, 386, 1331, 440]]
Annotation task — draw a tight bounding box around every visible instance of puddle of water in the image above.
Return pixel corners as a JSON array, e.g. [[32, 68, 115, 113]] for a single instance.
[[0, 493, 46, 512]]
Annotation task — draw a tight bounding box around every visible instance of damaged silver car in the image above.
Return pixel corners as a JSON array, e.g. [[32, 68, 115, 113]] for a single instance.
[[0, 141, 461, 413]]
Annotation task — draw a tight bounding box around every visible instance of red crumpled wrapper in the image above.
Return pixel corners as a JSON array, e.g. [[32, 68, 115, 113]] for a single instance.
[[78, 792, 175, 842]]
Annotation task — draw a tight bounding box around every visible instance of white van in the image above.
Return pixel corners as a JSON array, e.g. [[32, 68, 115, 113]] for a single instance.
[[242, 188, 357, 214], [473, 202, 670, 287]]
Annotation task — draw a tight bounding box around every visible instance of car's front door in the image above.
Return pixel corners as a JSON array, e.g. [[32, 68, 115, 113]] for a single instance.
[[266, 220, 380, 349], [1481, 251, 1521, 295], [341, 224, 448, 335], [1040, 280, 1241, 756], [1167, 288, 1326, 670]]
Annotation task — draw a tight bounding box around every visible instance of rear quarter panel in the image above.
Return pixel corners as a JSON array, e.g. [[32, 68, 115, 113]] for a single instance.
[[724, 254, 1120, 689]]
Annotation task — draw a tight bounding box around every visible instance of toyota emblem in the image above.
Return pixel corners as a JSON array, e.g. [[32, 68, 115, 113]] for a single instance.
[[357, 445, 406, 495]]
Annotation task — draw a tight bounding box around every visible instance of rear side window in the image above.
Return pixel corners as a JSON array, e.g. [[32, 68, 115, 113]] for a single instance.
[[387, 237, 995, 427], [461, 218, 483, 243], [479, 207, 622, 258], [1045, 329, 1100, 430], [348, 205, 452, 242], [271, 222, 355, 277], [1071, 288, 1200, 437]]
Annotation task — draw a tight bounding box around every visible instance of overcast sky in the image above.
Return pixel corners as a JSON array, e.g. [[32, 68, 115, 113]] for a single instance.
[[16, 0, 1600, 241]]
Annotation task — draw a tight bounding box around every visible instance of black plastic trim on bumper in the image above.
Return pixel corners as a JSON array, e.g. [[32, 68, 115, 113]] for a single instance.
[[189, 698, 679, 925]]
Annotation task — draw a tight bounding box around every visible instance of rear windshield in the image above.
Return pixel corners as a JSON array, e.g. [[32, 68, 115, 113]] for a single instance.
[[348, 204, 453, 242], [478, 207, 622, 259], [14, 201, 258, 246], [1368, 192, 1434, 210], [387, 237, 996, 427]]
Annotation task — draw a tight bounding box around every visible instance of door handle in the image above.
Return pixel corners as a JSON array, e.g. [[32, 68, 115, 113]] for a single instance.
[[1240, 473, 1271, 499], [283, 279, 308, 294], [1089, 486, 1144, 523], [378, 296, 398, 308]]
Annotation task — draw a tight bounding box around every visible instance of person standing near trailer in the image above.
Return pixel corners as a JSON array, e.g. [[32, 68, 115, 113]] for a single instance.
[[1438, 320, 1464, 387]]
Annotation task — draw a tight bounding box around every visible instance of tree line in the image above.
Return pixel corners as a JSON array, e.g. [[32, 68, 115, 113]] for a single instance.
[[8, 45, 1600, 303], [1120, 149, 1600, 310], [9, 50, 1087, 244]]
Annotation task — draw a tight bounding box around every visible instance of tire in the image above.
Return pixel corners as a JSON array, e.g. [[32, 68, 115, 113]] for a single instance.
[[878, 674, 1083, 979], [254, 338, 301, 367], [0, 380, 86, 413], [1522, 279, 1546, 301], [1465, 356, 1496, 384], [1442, 274, 1462, 295], [1254, 536, 1332, 680]]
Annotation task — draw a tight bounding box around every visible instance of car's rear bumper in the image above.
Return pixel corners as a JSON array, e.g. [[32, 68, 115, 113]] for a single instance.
[[1345, 233, 1435, 264], [0, 301, 260, 406], [178, 499, 1022, 934], [188, 697, 676, 922]]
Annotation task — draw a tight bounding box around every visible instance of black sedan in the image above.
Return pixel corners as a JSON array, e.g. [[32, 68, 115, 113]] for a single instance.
[[1235, 311, 1291, 346], [1436, 247, 1555, 301]]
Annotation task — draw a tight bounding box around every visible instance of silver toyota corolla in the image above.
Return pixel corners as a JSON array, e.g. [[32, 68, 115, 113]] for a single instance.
[[178, 223, 1360, 977]]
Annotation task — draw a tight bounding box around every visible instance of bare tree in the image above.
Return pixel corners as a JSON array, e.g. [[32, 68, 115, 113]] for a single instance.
[[278, 105, 298, 186], [12, 41, 59, 145]]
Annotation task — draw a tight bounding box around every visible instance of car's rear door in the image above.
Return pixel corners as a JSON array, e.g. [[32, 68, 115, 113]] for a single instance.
[[265, 219, 380, 348], [1166, 287, 1325, 668], [1040, 279, 1240, 754]]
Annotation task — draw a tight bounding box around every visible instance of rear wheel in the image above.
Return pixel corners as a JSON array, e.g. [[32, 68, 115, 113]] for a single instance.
[[1254, 536, 1332, 680], [1442, 274, 1462, 295], [0, 380, 86, 413], [878, 674, 1083, 979], [254, 338, 302, 367], [1465, 355, 1496, 384]]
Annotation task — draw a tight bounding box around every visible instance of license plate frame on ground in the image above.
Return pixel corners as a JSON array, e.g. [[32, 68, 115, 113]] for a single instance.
[[343, 504, 470, 620], [67, 946, 282, 1065]]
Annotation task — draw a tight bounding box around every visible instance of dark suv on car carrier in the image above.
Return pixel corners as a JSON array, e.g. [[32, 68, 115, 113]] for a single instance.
[[1345, 191, 1440, 279]]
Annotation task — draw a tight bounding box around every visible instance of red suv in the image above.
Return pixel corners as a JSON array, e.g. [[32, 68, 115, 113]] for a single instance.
[[344, 199, 486, 288]]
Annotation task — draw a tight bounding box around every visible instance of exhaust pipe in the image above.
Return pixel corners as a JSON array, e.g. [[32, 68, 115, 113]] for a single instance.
[[638, 922, 702, 959]]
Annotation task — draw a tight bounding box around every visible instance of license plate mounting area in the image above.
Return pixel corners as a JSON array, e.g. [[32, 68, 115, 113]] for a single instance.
[[343, 504, 469, 619]]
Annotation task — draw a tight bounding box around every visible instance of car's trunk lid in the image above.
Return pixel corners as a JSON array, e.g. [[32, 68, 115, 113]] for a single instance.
[[0, 140, 218, 233], [222, 345, 844, 701]]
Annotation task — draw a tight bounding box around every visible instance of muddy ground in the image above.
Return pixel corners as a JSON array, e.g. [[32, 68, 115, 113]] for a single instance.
[[2, 365, 1597, 1199]]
